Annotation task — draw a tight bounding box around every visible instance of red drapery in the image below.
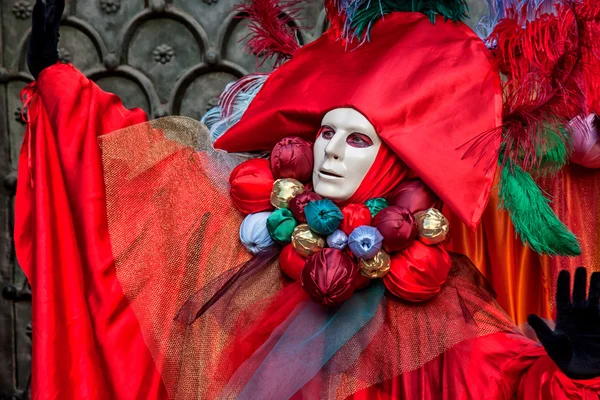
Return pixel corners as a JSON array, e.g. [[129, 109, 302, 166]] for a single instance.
[[14, 63, 167, 399]]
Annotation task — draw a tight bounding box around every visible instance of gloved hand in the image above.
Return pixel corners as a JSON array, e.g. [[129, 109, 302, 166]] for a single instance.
[[27, 0, 65, 79], [528, 267, 600, 379]]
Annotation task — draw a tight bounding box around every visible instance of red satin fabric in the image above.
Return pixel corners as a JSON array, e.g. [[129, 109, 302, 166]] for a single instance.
[[14, 63, 167, 399], [270, 136, 314, 182], [280, 243, 307, 281], [229, 158, 276, 214], [215, 12, 503, 230], [345, 143, 407, 204], [383, 241, 452, 302], [349, 332, 600, 399]]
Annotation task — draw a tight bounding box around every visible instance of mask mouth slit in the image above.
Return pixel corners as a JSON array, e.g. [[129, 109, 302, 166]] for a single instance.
[[319, 170, 343, 178]]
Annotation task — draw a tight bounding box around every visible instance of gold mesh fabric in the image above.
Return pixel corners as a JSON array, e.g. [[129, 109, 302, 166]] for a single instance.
[[100, 117, 283, 398]]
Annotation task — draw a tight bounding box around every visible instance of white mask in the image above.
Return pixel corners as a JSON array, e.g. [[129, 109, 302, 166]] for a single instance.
[[312, 108, 381, 201]]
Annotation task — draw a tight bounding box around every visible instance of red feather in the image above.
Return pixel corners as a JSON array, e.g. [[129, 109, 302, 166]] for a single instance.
[[475, 0, 599, 174], [235, 0, 303, 67]]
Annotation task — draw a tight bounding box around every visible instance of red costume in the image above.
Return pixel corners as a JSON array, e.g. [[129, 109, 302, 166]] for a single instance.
[[15, 1, 600, 398]]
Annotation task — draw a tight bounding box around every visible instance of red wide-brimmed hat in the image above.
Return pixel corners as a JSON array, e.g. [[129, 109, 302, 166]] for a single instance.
[[214, 12, 502, 230]]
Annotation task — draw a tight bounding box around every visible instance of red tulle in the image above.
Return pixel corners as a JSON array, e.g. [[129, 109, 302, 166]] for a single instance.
[[383, 241, 452, 302], [301, 248, 360, 306], [229, 158, 275, 214]]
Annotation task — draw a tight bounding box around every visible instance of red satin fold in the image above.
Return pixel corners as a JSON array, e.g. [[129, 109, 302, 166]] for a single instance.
[[280, 243, 307, 281], [346, 143, 407, 204], [14, 63, 167, 399], [348, 332, 600, 399]]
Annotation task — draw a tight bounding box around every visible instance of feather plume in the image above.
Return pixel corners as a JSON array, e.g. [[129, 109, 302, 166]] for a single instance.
[[499, 161, 581, 256], [325, 0, 468, 44], [462, 1, 597, 176], [235, 0, 302, 67], [201, 73, 269, 145], [476, 0, 557, 40]]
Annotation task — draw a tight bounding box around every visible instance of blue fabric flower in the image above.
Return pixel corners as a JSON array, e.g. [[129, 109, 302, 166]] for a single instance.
[[327, 230, 348, 250], [348, 226, 383, 259], [240, 212, 276, 253]]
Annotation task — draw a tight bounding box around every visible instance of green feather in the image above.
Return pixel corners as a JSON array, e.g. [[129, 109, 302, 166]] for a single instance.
[[346, 0, 469, 41], [535, 125, 571, 177], [499, 161, 581, 256]]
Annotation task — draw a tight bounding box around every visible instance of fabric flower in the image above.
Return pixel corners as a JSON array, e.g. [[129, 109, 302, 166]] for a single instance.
[[365, 198, 388, 217], [340, 203, 373, 235], [291, 224, 325, 257], [372, 206, 417, 252], [348, 226, 383, 259], [267, 208, 297, 244], [305, 199, 343, 235], [239, 212, 275, 254], [327, 230, 348, 250], [301, 248, 359, 306], [229, 159, 274, 214], [383, 241, 452, 302], [388, 178, 441, 214], [270, 136, 314, 182], [279, 243, 307, 281], [270, 178, 305, 208]]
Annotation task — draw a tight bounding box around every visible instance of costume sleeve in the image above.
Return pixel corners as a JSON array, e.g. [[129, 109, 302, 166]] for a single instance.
[[480, 333, 600, 399], [14, 63, 168, 399]]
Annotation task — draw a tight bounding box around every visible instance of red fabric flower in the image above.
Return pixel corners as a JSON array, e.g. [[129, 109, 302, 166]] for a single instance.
[[279, 244, 306, 281], [383, 241, 452, 302], [301, 248, 359, 306], [387, 178, 441, 214], [372, 206, 417, 252], [229, 159, 275, 214], [340, 204, 373, 235], [289, 191, 322, 223], [270, 137, 314, 182]]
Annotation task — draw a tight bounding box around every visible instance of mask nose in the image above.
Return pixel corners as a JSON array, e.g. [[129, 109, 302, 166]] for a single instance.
[[324, 130, 345, 161]]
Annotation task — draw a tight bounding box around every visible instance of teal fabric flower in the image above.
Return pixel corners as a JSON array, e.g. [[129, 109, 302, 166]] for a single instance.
[[305, 199, 343, 236]]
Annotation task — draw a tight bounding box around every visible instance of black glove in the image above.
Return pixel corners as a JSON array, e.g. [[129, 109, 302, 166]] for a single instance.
[[528, 267, 600, 379], [27, 0, 65, 79]]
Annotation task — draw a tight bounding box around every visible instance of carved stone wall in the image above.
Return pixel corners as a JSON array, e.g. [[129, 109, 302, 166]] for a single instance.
[[0, 1, 486, 398]]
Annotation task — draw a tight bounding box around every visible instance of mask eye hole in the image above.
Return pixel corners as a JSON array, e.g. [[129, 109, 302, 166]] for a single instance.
[[319, 126, 335, 140], [346, 133, 373, 148]]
